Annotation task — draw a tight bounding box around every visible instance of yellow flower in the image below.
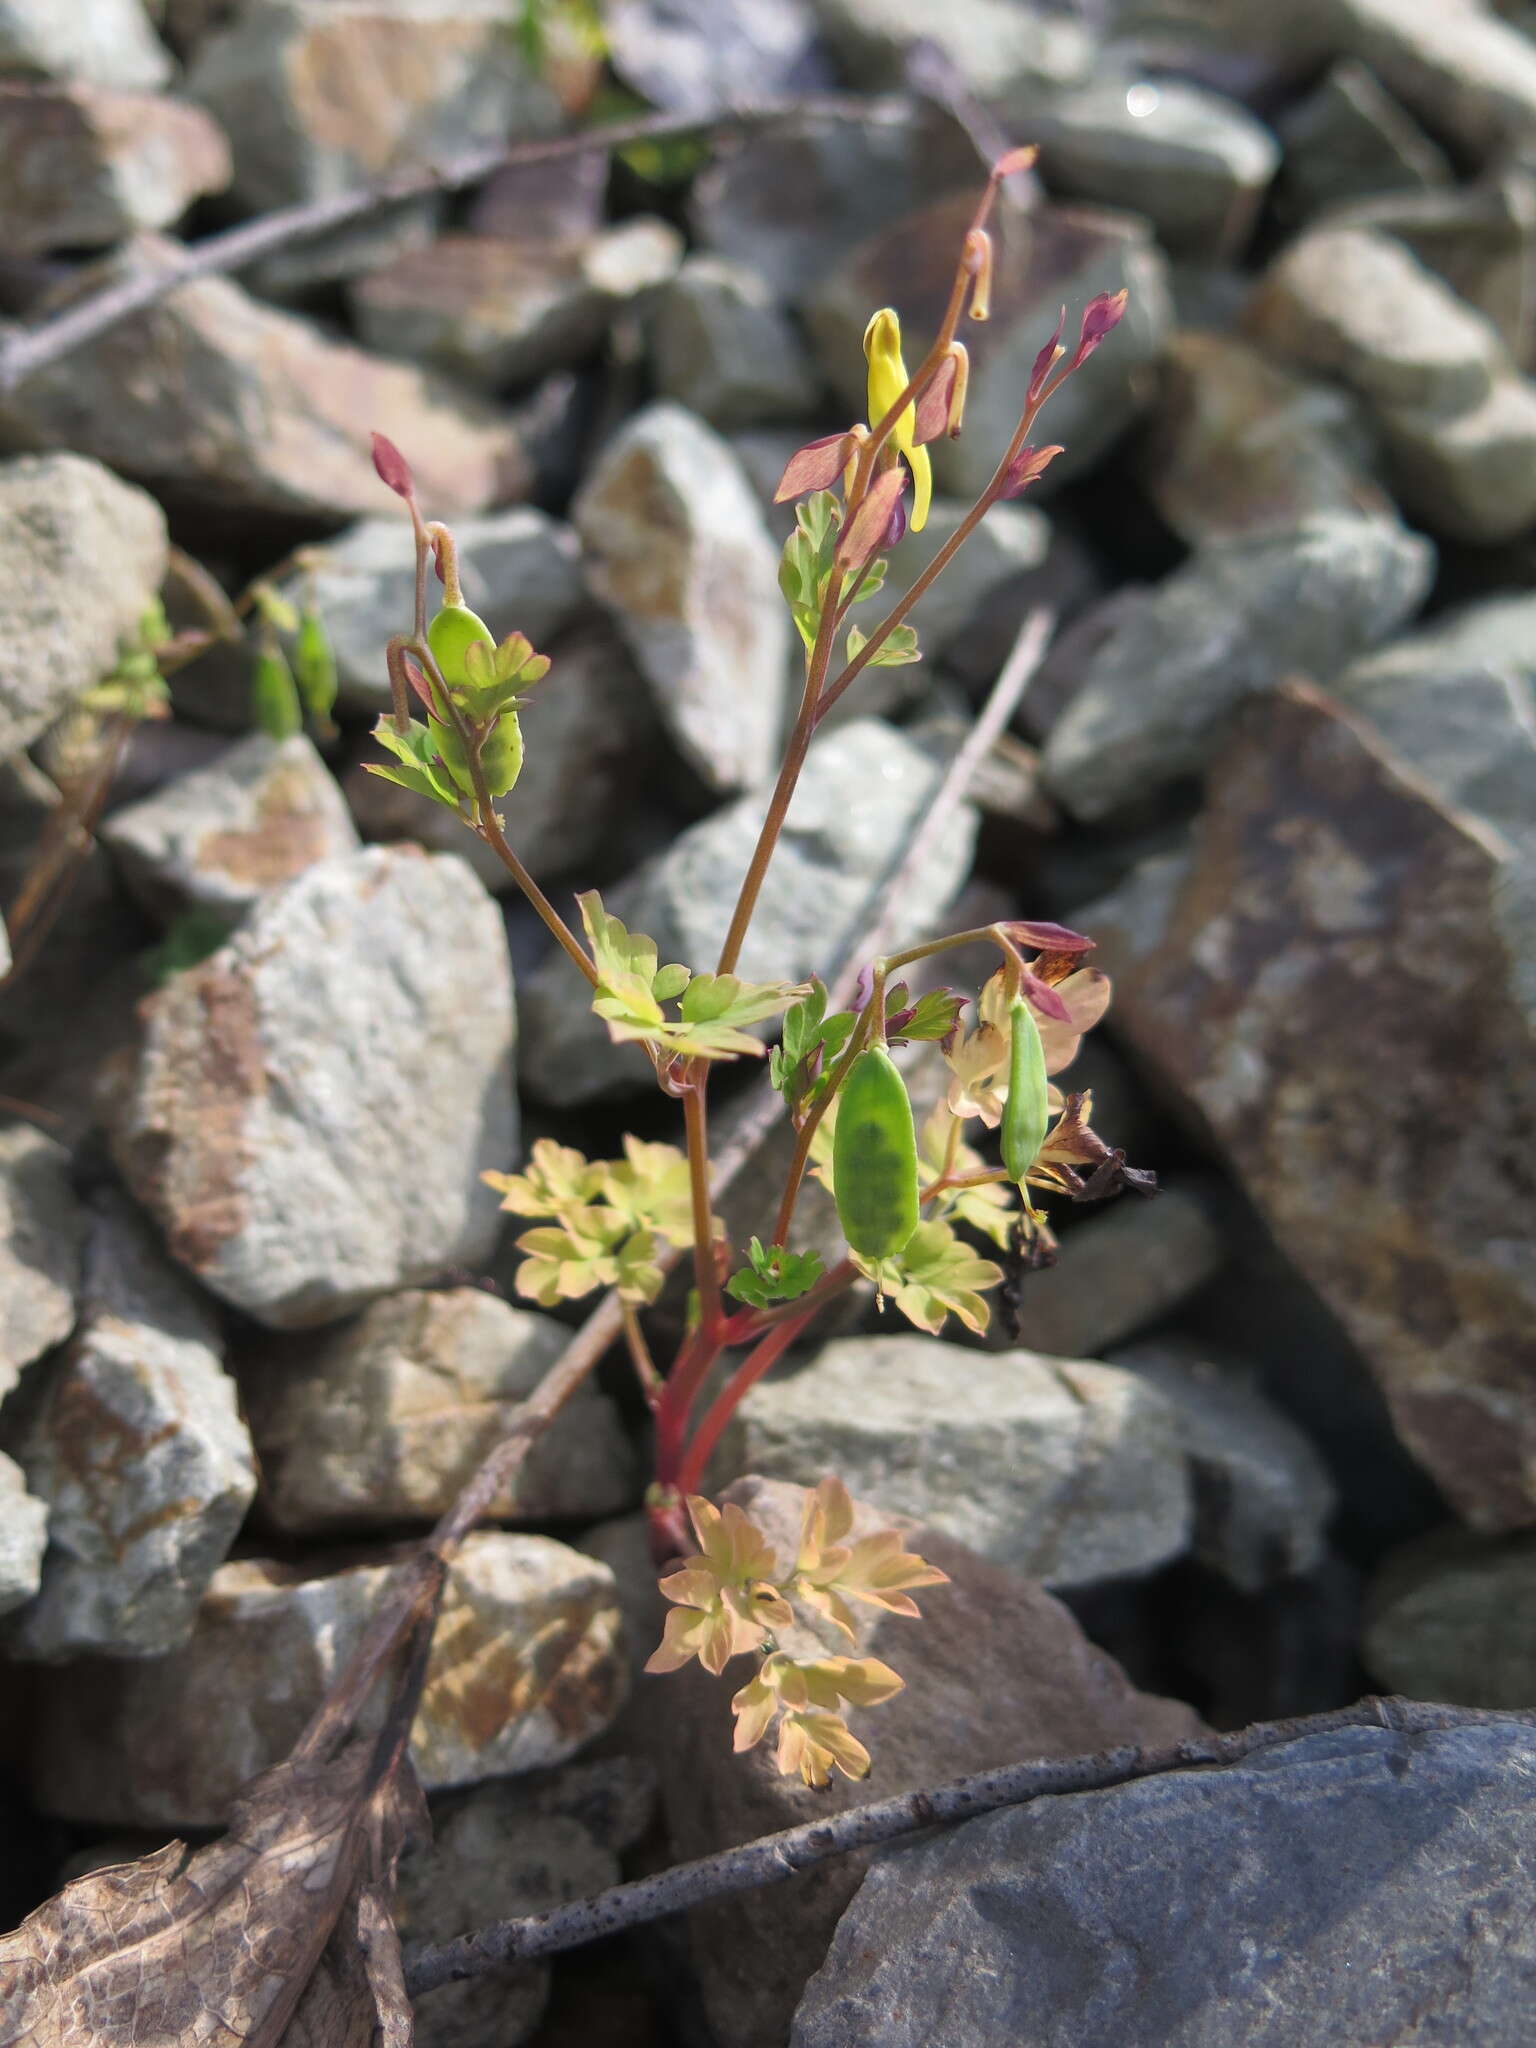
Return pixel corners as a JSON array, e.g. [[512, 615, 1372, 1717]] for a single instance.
[[863, 309, 931, 533]]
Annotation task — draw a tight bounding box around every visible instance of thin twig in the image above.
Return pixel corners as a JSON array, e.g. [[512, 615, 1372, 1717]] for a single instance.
[[405, 1697, 1536, 1990], [0, 95, 899, 394]]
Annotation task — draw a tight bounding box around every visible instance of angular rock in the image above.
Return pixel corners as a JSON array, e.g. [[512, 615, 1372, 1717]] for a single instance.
[[28, 1531, 628, 1827], [1379, 372, 1536, 544], [808, 0, 1091, 111], [1316, 0, 1536, 159], [862, 497, 1051, 668], [1082, 681, 1536, 1530], [0, 1121, 85, 1401], [729, 1335, 1192, 1587], [1031, 72, 1279, 256], [0, 81, 230, 252], [648, 256, 822, 428], [636, 1474, 1202, 2048], [806, 192, 1172, 500], [1273, 58, 1452, 228], [689, 100, 987, 301], [352, 219, 683, 388], [5, 1196, 255, 1661], [1111, 1338, 1337, 1591], [111, 846, 517, 1327], [606, 0, 823, 116], [241, 1285, 636, 1535], [519, 716, 976, 1103], [991, 1181, 1227, 1358], [0, 451, 168, 759], [1041, 512, 1433, 822], [243, 194, 444, 301], [0, 1447, 46, 1616], [280, 506, 584, 719], [1364, 1528, 1536, 1710], [573, 401, 790, 797], [794, 1717, 1536, 2047], [1138, 329, 1389, 544], [0, 0, 170, 91], [344, 622, 661, 889], [0, 238, 528, 523], [186, 0, 559, 212], [100, 731, 358, 922]]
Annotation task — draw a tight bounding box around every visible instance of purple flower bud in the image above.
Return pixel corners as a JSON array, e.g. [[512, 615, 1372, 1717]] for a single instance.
[[1026, 309, 1066, 406], [998, 444, 1062, 499], [1069, 290, 1128, 371], [1001, 918, 1094, 953], [371, 431, 415, 501]]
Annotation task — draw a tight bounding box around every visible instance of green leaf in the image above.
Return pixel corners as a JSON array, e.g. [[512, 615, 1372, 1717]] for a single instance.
[[483, 1137, 603, 1221], [855, 1219, 1002, 1336], [367, 716, 461, 809], [891, 987, 965, 1044], [848, 558, 888, 606], [771, 980, 857, 1113], [846, 621, 921, 668], [597, 1136, 698, 1248], [726, 1236, 827, 1310]]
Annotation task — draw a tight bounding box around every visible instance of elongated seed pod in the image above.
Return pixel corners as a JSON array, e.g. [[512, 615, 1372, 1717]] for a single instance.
[[1000, 996, 1050, 1188], [833, 1047, 920, 1260], [251, 643, 301, 739], [293, 607, 338, 723], [427, 601, 495, 690]]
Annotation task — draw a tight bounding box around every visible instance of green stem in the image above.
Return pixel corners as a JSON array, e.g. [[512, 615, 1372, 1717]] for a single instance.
[[683, 1073, 723, 1338]]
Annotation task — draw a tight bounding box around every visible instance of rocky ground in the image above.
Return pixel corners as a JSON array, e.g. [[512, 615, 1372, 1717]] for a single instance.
[[0, 0, 1533, 2044]]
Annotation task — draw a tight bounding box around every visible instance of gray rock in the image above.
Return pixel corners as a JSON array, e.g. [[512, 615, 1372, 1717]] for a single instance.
[[241, 1285, 636, 1534], [573, 401, 790, 797], [0, 237, 527, 523], [27, 1531, 629, 1827], [1378, 373, 1536, 544], [280, 507, 584, 720], [518, 716, 976, 1104], [1274, 59, 1452, 228], [1032, 72, 1279, 257], [0, 452, 167, 760], [806, 192, 1173, 501], [186, 0, 559, 212], [648, 256, 822, 428], [1366, 1529, 1536, 1710], [0, 1447, 46, 1615], [808, 0, 1092, 112], [859, 497, 1051, 670], [243, 194, 444, 301], [5, 1197, 255, 1661], [111, 846, 517, 1328], [1041, 512, 1432, 821], [0, 81, 231, 252], [1315, 0, 1536, 159], [1111, 1338, 1337, 1591], [0, 1121, 85, 1400], [100, 731, 359, 922], [606, 0, 822, 116], [0, 0, 170, 90], [351, 219, 683, 388], [729, 1335, 1192, 1587], [793, 1717, 1536, 2047]]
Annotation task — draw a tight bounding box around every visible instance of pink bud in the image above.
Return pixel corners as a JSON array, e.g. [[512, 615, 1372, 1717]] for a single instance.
[[430, 529, 448, 584], [1019, 971, 1072, 1025], [370, 431, 416, 501], [400, 650, 435, 712], [1026, 309, 1066, 406], [993, 144, 1039, 182], [913, 355, 955, 446], [1002, 919, 1094, 953], [881, 482, 907, 550], [1070, 290, 1128, 370], [774, 431, 855, 503], [836, 465, 907, 570], [998, 444, 1062, 499]]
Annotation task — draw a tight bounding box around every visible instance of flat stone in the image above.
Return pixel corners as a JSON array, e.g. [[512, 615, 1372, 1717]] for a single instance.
[[0, 1447, 46, 1616], [241, 1285, 636, 1534], [518, 716, 976, 1104], [808, 0, 1092, 111], [729, 1335, 1192, 1587], [100, 731, 359, 922], [634, 1474, 1202, 2048], [186, 0, 559, 212], [4, 1195, 255, 1661], [805, 191, 1173, 501], [111, 846, 517, 1328], [1032, 72, 1279, 257], [0, 1121, 85, 1401], [0, 237, 527, 523], [0, 452, 168, 759], [1315, 0, 1536, 159], [1111, 1337, 1337, 1591], [648, 256, 822, 428], [0, 0, 171, 91], [1041, 512, 1433, 822], [0, 81, 230, 252], [352, 219, 683, 388], [572, 401, 790, 797], [1081, 681, 1536, 1530], [1378, 372, 1536, 544], [605, 0, 823, 115], [991, 1181, 1227, 1358], [27, 1530, 628, 1827], [1273, 58, 1452, 228], [1365, 1528, 1536, 1710], [793, 1717, 1536, 2047], [1138, 329, 1390, 543]]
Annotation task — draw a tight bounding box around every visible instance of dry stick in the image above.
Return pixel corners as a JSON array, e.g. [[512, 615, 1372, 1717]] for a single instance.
[[406, 1697, 1536, 1990], [0, 94, 897, 393], [297, 611, 1052, 1749]]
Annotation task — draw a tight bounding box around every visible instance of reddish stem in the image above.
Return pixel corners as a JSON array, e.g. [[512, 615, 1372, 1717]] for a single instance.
[[674, 1305, 822, 1498]]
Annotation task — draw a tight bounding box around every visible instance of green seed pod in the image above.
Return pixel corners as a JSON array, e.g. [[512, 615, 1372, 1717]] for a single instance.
[[427, 714, 476, 798], [1000, 995, 1050, 1188], [427, 601, 495, 691], [252, 643, 302, 740], [479, 709, 523, 797], [833, 1046, 920, 1261], [293, 606, 338, 724]]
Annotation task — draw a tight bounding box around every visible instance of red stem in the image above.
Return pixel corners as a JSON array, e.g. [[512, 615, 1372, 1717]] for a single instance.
[[674, 1306, 822, 1498]]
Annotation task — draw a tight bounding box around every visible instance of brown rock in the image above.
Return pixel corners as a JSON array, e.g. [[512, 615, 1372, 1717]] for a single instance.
[[1085, 681, 1536, 1530]]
